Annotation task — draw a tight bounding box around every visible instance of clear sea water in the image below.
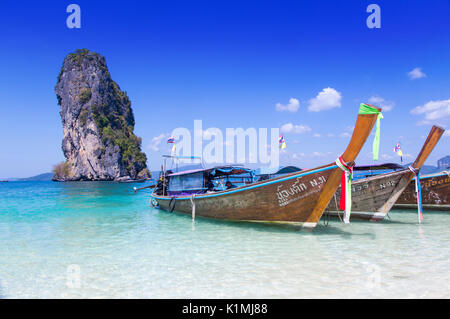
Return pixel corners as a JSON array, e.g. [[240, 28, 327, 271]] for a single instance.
[[0, 181, 449, 299]]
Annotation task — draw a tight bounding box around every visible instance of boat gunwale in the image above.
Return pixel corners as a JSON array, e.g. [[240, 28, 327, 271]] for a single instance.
[[351, 168, 410, 184], [414, 171, 450, 179]]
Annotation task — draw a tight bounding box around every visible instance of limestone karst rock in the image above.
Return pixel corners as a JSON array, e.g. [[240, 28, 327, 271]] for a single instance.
[[53, 49, 150, 181]]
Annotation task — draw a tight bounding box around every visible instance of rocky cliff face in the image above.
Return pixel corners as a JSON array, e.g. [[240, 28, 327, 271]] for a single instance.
[[53, 49, 150, 181]]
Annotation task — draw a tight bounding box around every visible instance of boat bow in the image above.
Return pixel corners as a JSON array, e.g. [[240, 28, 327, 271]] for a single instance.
[[306, 103, 382, 224]]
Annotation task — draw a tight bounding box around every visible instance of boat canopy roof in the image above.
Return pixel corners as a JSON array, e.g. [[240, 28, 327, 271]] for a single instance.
[[257, 166, 302, 175], [274, 166, 302, 174], [353, 163, 404, 171], [166, 165, 254, 177]]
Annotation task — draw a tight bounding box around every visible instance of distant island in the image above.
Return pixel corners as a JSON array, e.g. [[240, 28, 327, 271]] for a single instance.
[[53, 49, 151, 182], [3, 154, 449, 183], [6, 173, 53, 182]]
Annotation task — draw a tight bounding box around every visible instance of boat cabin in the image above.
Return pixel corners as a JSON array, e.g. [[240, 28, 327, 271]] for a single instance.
[[156, 166, 255, 196]]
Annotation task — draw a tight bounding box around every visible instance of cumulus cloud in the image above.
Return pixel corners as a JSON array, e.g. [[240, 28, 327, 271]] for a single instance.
[[148, 133, 168, 151], [308, 87, 342, 112], [280, 123, 312, 134], [411, 99, 450, 124], [408, 67, 426, 80], [276, 98, 300, 112], [368, 96, 395, 112]]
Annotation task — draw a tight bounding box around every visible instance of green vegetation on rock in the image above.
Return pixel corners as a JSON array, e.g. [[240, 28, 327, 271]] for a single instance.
[[52, 161, 71, 178], [54, 48, 150, 181], [78, 88, 92, 105]]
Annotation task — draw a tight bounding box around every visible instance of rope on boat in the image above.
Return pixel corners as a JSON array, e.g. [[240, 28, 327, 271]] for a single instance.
[[322, 210, 330, 227], [190, 195, 196, 221], [335, 156, 355, 224], [168, 197, 176, 213], [333, 193, 344, 223], [408, 166, 423, 223]]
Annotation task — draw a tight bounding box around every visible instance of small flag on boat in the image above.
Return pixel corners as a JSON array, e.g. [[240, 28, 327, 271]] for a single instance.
[[167, 136, 175, 144], [279, 135, 287, 149], [393, 142, 403, 162], [171, 144, 176, 155]]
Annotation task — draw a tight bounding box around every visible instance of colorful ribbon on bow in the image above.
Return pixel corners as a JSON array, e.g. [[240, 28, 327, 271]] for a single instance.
[[335, 156, 354, 224], [408, 166, 423, 223], [358, 103, 383, 161]]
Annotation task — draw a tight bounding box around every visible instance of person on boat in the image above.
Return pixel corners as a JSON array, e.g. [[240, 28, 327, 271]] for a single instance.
[[205, 180, 216, 193], [225, 181, 237, 190]]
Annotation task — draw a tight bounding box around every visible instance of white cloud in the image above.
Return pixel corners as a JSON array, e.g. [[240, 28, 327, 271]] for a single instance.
[[280, 123, 312, 134], [148, 133, 168, 151], [411, 99, 450, 124], [312, 151, 325, 157], [444, 130, 450, 137], [368, 96, 395, 112], [308, 87, 342, 112], [403, 153, 414, 159], [313, 133, 321, 138], [381, 154, 393, 160], [408, 67, 426, 80], [339, 132, 351, 138], [327, 133, 335, 137], [276, 98, 300, 112], [292, 153, 306, 159]]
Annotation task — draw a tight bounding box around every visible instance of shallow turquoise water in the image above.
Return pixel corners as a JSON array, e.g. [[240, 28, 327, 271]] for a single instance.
[[0, 181, 449, 298]]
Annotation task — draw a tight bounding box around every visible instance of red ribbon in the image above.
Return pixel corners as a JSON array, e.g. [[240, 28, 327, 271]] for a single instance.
[[337, 157, 353, 211]]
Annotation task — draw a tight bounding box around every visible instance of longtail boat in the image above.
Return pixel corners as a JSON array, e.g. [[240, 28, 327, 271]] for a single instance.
[[394, 170, 450, 211], [150, 103, 381, 228], [325, 125, 445, 221]]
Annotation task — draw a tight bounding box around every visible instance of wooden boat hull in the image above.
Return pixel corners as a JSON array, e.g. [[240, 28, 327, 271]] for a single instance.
[[151, 103, 382, 229], [325, 170, 413, 221], [325, 125, 445, 221], [394, 172, 450, 211], [153, 165, 339, 228]]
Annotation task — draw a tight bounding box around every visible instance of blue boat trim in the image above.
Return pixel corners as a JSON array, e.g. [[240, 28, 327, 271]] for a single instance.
[[413, 171, 450, 181], [152, 165, 338, 200]]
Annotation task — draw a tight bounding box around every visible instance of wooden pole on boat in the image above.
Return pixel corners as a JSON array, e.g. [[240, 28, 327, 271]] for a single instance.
[[190, 194, 196, 221], [410, 125, 444, 222], [410, 126, 445, 170], [162, 162, 166, 196], [306, 104, 382, 225], [133, 184, 156, 193], [377, 125, 444, 219]]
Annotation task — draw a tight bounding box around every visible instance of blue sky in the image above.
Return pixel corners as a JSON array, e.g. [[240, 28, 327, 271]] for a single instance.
[[0, 0, 449, 178]]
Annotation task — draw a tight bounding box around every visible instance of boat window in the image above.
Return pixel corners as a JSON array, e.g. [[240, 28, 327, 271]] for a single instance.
[[168, 172, 204, 192]]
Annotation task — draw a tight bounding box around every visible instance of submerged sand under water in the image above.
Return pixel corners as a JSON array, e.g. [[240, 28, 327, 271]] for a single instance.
[[0, 181, 449, 298]]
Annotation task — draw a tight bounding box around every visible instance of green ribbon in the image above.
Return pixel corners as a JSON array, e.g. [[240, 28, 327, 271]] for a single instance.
[[358, 103, 383, 161]]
